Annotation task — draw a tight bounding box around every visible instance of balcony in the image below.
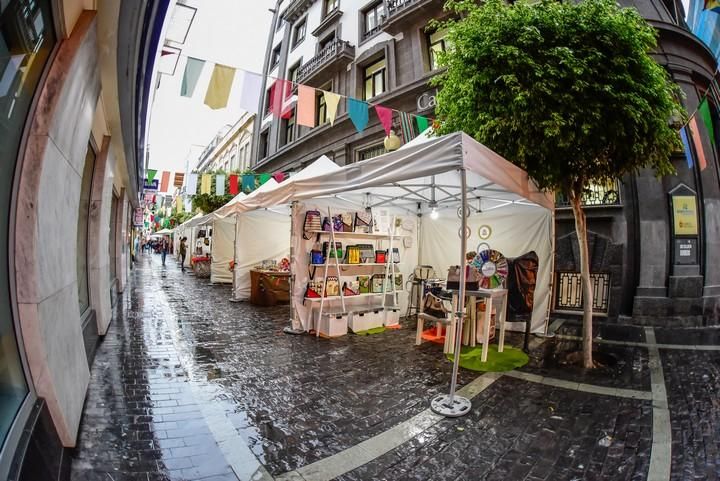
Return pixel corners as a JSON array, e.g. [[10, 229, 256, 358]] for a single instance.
[[381, 0, 445, 35], [296, 38, 355, 86]]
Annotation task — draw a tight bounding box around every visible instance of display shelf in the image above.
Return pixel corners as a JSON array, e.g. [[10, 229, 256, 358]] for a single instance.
[[304, 292, 388, 302], [309, 262, 396, 267], [309, 230, 409, 239]]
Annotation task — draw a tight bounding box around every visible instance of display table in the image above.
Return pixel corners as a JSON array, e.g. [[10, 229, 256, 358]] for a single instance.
[[447, 288, 508, 362], [192, 256, 211, 278], [250, 270, 290, 306]]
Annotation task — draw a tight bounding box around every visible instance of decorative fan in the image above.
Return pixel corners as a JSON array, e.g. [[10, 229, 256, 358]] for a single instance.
[[471, 249, 508, 289]]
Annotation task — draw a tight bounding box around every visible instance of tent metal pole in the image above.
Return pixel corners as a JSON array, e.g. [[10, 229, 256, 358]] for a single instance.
[[431, 168, 471, 418], [284, 201, 304, 334]]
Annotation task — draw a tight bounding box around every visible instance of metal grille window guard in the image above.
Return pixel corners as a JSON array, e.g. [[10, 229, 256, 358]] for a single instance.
[[555, 179, 621, 207], [297, 38, 352, 82], [554, 271, 610, 314]]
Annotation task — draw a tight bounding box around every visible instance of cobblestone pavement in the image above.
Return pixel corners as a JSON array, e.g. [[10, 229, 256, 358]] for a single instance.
[[69, 253, 717, 480]]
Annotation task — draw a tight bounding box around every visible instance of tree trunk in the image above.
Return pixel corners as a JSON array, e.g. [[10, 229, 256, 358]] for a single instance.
[[570, 192, 594, 369]]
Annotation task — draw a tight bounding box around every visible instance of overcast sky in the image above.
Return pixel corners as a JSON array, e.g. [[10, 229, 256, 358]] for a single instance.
[[147, 0, 273, 173]]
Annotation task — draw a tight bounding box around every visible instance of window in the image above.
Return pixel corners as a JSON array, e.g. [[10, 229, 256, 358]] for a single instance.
[[264, 87, 272, 117], [428, 28, 450, 71], [77, 145, 95, 315], [293, 19, 306, 47], [288, 60, 301, 85], [259, 131, 269, 158], [317, 90, 328, 125], [363, 2, 385, 38], [358, 143, 386, 161], [271, 44, 281, 69], [276, 17, 284, 32], [364, 58, 386, 100], [324, 0, 339, 16], [230, 152, 237, 170], [282, 109, 296, 146], [319, 32, 336, 51]]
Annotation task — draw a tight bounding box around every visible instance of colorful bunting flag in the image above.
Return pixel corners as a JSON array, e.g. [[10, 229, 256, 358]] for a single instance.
[[324, 91, 341, 126], [201, 174, 212, 194], [297, 85, 316, 127], [176, 196, 184, 213], [229, 174, 239, 195], [146, 169, 158, 183], [273, 172, 286, 183], [204, 64, 236, 110], [216, 174, 226, 195], [704, 0, 720, 12], [400, 111, 417, 142], [187, 173, 198, 195], [348, 98, 369, 133], [698, 98, 716, 145], [689, 117, 708, 171], [181, 58, 205, 97], [270, 79, 293, 119], [680, 126, 693, 168], [174, 172, 185, 188], [375, 105, 394, 136], [259, 173, 271, 185], [242, 174, 255, 193], [239, 70, 263, 114], [160, 171, 171, 192], [415, 115, 430, 133]]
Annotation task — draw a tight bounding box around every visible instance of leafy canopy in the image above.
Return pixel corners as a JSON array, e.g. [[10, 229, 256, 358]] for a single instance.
[[191, 169, 234, 214], [432, 0, 683, 194]]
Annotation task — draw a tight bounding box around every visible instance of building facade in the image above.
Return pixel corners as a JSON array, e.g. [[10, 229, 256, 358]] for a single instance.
[[254, 0, 720, 327], [0, 1, 166, 479], [195, 112, 255, 173], [252, 0, 447, 172]]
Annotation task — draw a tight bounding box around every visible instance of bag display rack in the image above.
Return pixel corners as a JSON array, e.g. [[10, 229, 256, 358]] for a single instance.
[[304, 207, 405, 337]]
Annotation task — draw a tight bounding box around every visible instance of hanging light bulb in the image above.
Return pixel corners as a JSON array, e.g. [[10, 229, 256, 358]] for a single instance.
[[430, 207, 439, 220]]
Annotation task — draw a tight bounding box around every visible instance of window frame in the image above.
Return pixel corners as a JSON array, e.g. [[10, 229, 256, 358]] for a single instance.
[[270, 44, 282, 69], [427, 28, 449, 71], [356, 142, 386, 162], [363, 58, 386, 100], [361, 1, 385, 40], [288, 59, 302, 85], [292, 18, 307, 48], [323, 0, 339, 17]]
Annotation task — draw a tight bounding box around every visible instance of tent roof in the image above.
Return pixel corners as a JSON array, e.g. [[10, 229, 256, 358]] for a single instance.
[[155, 228, 173, 235], [229, 132, 554, 213], [289, 155, 340, 181], [176, 212, 204, 230]]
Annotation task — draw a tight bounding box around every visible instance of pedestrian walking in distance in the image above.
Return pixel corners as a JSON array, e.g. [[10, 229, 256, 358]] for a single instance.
[[179, 237, 188, 272], [161, 237, 169, 266]]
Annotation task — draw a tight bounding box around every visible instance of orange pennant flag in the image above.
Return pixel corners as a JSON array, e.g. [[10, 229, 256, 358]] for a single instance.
[[297, 85, 316, 128], [689, 117, 708, 171]]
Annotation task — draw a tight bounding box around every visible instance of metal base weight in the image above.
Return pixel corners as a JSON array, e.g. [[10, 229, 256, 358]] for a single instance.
[[283, 326, 304, 335], [430, 394, 472, 417]]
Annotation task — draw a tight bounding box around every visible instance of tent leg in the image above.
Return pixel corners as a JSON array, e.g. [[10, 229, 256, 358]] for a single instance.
[[285, 201, 304, 335], [431, 168, 471, 418]]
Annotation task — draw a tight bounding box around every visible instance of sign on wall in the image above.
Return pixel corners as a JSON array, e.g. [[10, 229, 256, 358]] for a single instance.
[[672, 195, 699, 236], [143, 179, 159, 191], [133, 207, 144, 227]]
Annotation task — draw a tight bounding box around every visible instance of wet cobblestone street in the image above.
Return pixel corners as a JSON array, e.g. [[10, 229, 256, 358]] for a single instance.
[[69, 253, 720, 480]]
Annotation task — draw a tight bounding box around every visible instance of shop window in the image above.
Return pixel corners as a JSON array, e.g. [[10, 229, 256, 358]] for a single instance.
[[357, 143, 385, 161], [77, 145, 95, 315], [324, 0, 339, 17], [427, 27, 450, 71], [293, 18, 306, 47], [0, 0, 56, 451], [362, 1, 385, 40], [364, 58, 386, 100], [271, 44, 281, 69]]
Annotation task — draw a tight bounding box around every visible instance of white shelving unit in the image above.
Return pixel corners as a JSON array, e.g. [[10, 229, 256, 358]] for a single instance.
[[308, 213, 403, 336]]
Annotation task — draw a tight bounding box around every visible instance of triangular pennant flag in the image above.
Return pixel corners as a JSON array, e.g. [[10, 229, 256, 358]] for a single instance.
[[348, 98, 369, 133], [174, 172, 185, 188], [259, 173, 272, 185], [680, 126, 693, 169], [273, 172, 286, 183], [201, 174, 212, 194], [689, 117, 708, 171], [270, 79, 293, 119], [161, 49, 175, 57], [239, 71, 263, 114], [297, 85, 316, 127], [187, 173, 198, 195], [160, 171, 171, 192], [415, 115, 430, 133], [146, 169, 158, 183], [204, 64, 236, 110], [229, 174, 239, 195], [375, 105, 394, 136], [400, 111, 417, 142], [216, 174, 226, 195], [698, 98, 715, 144], [324, 91, 341, 126], [181, 58, 205, 97]]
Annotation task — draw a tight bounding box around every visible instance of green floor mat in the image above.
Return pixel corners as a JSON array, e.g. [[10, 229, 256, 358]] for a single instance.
[[354, 326, 386, 336], [446, 344, 528, 372]]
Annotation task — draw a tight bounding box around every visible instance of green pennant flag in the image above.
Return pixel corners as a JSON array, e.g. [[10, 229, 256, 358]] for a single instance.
[[415, 115, 430, 133], [259, 173, 272, 185], [146, 169, 157, 183], [698, 98, 715, 144]]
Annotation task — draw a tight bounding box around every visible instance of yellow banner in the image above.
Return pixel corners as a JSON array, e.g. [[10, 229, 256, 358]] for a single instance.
[[672, 195, 698, 236]]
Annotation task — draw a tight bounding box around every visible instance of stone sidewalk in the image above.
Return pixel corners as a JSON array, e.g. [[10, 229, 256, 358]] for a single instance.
[[69, 253, 720, 480]]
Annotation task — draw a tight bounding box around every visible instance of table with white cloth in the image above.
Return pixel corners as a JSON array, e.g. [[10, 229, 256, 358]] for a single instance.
[[446, 287, 508, 361]]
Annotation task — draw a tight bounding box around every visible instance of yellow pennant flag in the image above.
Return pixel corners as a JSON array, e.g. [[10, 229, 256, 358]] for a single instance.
[[204, 64, 236, 110], [200, 174, 212, 194], [323, 91, 341, 126], [176, 196, 184, 213]]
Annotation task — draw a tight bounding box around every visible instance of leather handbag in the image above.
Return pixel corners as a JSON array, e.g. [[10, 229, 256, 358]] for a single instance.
[[303, 210, 322, 239], [422, 292, 449, 318], [447, 265, 481, 291], [305, 282, 322, 298], [323, 241, 342, 259], [341, 213, 354, 232], [354, 211, 372, 233], [325, 276, 340, 297]]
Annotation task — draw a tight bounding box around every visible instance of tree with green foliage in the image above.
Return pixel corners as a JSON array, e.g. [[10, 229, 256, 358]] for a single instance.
[[433, 0, 683, 367], [191, 170, 234, 214]]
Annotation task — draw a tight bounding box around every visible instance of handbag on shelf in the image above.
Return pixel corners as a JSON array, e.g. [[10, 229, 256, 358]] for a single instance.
[[303, 210, 322, 239], [341, 213, 354, 232], [422, 292, 450, 319], [358, 275, 370, 294], [371, 274, 385, 293], [354, 211, 373, 233], [322, 215, 344, 232], [375, 250, 387, 264], [346, 245, 361, 264], [323, 241, 342, 259], [343, 281, 360, 296], [310, 250, 324, 265], [305, 281, 322, 299], [392, 247, 400, 263], [358, 244, 374, 263], [325, 276, 340, 297], [447, 265, 481, 291]]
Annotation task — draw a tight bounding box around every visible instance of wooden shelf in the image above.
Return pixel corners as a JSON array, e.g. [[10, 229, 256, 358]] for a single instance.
[[304, 292, 389, 302], [308, 231, 409, 239]]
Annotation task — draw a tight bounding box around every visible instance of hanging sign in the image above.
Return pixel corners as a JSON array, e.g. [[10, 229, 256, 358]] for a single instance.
[[671, 195, 699, 236], [133, 207, 144, 227], [143, 178, 159, 191]]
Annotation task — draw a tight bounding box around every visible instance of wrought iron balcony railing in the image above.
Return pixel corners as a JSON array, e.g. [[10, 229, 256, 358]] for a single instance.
[[296, 38, 355, 84], [555, 179, 621, 208], [554, 272, 611, 314]]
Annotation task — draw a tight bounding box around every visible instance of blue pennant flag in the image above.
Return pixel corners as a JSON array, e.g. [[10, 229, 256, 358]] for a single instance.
[[680, 126, 694, 168], [348, 98, 369, 133]]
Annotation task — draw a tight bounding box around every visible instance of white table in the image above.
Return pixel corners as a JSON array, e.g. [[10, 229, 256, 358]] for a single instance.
[[447, 288, 508, 362]]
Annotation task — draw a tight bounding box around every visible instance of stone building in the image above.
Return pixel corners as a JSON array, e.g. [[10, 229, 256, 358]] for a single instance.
[[253, 0, 720, 326], [0, 1, 166, 479], [195, 112, 255, 173]]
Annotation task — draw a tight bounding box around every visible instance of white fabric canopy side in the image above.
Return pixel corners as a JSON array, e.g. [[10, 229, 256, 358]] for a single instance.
[[210, 218, 235, 284], [232, 209, 291, 299]]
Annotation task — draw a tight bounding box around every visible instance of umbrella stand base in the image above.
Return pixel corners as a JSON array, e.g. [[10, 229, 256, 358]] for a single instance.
[[430, 394, 471, 418]]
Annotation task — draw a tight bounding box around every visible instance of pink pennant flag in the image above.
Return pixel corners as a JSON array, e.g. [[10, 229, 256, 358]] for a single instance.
[[297, 85, 316, 127], [270, 79, 293, 119], [375, 105, 394, 136], [689, 117, 708, 171], [273, 172, 286, 183]]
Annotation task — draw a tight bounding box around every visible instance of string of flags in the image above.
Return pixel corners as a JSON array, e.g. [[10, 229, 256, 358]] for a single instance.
[[144, 169, 288, 196], [676, 71, 720, 171]]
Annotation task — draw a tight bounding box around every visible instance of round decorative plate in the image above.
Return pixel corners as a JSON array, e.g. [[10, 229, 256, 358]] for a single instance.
[[471, 249, 508, 289], [401, 218, 415, 231], [478, 225, 492, 240]]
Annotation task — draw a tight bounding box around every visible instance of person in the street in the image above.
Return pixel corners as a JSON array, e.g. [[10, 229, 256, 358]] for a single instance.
[[161, 237, 169, 266], [179, 237, 187, 272]]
